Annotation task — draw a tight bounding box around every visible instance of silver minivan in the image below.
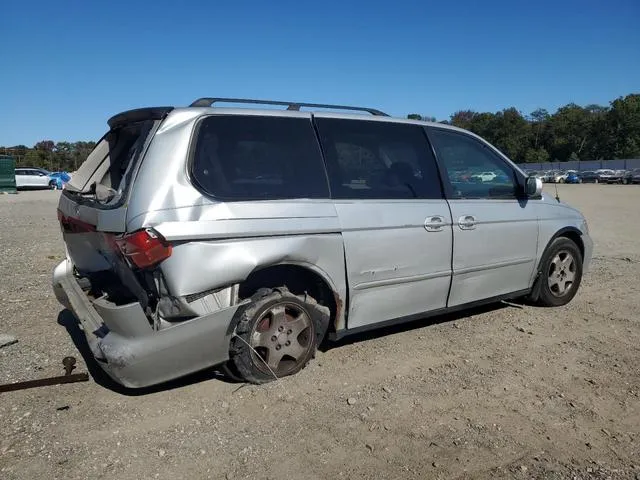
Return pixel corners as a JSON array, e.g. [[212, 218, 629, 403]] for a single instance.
[[52, 98, 593, 388]]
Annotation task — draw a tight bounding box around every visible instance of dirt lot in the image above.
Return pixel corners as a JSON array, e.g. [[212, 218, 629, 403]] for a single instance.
[[1, 185, 639, 480]]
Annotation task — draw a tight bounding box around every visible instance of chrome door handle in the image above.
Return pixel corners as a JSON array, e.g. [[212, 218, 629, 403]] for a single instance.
[[424, 215, 445, 232], [458, 215, 477, 230]]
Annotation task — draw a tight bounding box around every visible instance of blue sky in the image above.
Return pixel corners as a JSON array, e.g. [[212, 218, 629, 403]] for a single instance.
[[1, 0, 638, 146]]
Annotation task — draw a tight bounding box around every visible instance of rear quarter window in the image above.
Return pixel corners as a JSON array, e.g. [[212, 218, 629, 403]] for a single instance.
[[190, 115, 330, 201]]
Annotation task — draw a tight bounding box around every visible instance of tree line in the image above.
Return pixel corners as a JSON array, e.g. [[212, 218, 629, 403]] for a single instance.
[[411, 93, 639, 163], [1, 93, 638, 170], [0, 141, 96, 173]]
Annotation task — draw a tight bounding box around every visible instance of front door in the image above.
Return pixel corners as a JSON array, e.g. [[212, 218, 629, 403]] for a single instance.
[[314, 116, 453, 329], [428, 127, 539, 307]]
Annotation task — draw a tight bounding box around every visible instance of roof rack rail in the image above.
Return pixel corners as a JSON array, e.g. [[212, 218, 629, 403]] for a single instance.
[[189, 97, 389, 116]]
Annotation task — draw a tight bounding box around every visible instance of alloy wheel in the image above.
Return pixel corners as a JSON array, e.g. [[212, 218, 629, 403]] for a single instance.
[[547, 250, 576, 297], [250, 302, 314, 376]]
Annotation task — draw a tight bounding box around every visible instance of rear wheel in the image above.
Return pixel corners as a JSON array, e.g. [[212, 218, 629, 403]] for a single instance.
[[48, 180, 57, 190], [227, 287, 329, 384], [622, 178, 629, 185], [533, 237, 583, 307], [594, 178, 599, 184]]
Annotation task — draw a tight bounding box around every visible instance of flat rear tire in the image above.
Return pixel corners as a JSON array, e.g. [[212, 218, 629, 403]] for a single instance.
[[226, 287, 329, 384]]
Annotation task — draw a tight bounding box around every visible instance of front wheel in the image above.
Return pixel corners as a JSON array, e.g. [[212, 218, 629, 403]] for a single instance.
[[622, 178, 629, 185], [226, 287, 329, 384], [48, 180, 57, 190], [533, 237, 583, 307], [594, 178, 599, 184]]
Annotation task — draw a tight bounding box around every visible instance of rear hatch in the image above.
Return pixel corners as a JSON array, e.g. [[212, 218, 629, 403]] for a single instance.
[[57, 107, 173, 307]]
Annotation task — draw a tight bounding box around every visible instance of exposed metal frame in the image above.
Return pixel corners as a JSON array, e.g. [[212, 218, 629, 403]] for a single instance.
[[189, 97, 389, 116]]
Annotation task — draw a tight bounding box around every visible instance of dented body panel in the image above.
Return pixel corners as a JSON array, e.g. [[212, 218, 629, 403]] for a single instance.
[[52, 258, 243, 388], [159, 235, 345, 300], [52, 104, 593, 388]]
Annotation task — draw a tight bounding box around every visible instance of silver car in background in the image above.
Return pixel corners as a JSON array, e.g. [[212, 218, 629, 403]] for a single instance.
[[52, 98, 593, 388]]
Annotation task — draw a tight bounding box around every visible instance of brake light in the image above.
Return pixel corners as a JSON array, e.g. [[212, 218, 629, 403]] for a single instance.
[[115, 229, 172, 269]]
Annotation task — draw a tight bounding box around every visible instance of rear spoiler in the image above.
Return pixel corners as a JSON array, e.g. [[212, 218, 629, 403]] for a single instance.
[[108, 107, 174, 129]]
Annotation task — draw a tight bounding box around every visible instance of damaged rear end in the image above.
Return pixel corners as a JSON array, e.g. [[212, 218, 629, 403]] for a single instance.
[[52, 107, 244, 388]]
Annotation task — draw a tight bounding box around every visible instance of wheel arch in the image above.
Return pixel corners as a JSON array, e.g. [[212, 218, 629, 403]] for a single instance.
[[238, 262, 340, 340], [548, 227, 584, 260], [529, 226, 584, 301]]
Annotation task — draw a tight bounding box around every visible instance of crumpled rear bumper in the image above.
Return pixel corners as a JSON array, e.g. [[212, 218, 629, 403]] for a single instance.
[[52, 259, 240, 388]]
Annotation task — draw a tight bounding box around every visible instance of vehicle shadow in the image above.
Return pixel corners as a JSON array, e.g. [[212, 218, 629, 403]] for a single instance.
[[58, 300, 517, 395], [320, 302, 510, 352], [57, 310, 237, 396]]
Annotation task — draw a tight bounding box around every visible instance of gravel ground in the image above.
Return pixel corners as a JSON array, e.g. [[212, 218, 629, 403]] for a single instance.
[[1, 185, 639, 480]]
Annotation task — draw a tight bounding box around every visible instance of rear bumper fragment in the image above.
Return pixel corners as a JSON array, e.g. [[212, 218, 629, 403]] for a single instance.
[[52, 259, 240, 388]]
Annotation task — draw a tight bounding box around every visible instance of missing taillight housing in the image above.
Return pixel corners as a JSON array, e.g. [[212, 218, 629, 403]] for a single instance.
[[115, 229, 172, 269]]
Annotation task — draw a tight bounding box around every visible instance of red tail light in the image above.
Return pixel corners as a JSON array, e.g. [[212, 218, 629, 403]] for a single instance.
[[115, 229, 172, 269]]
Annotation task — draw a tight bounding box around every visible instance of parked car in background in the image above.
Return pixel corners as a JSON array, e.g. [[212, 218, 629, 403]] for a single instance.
[[597, 169, 623, 184], [563, 170, 578, 182], [565, 171, 581, 184], [48, 171, 72, 189], [579, 171, 601, 183], [594, 169, 611, 183], [539, 170, 553, 183], [51, 97, 593, 388], [15, 167, 57, 189], [552, 170, 574, 183], [552, 171, 565, 183], [617, 170, 633, 185], [545, 170, 561, 183], [545, 171, 558, 183], [527, 168, 640, 184], [471, 171, 497, 182]]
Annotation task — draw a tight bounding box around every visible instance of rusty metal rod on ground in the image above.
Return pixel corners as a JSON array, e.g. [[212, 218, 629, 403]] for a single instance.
[[0, 373, 89, 393]]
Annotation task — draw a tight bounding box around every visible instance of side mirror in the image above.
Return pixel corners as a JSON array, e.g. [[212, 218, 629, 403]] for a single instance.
[[525, 176, 543, 197]]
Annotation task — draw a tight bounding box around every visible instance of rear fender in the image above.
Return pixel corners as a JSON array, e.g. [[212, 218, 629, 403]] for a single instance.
[[156, 234, 348, 330]]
